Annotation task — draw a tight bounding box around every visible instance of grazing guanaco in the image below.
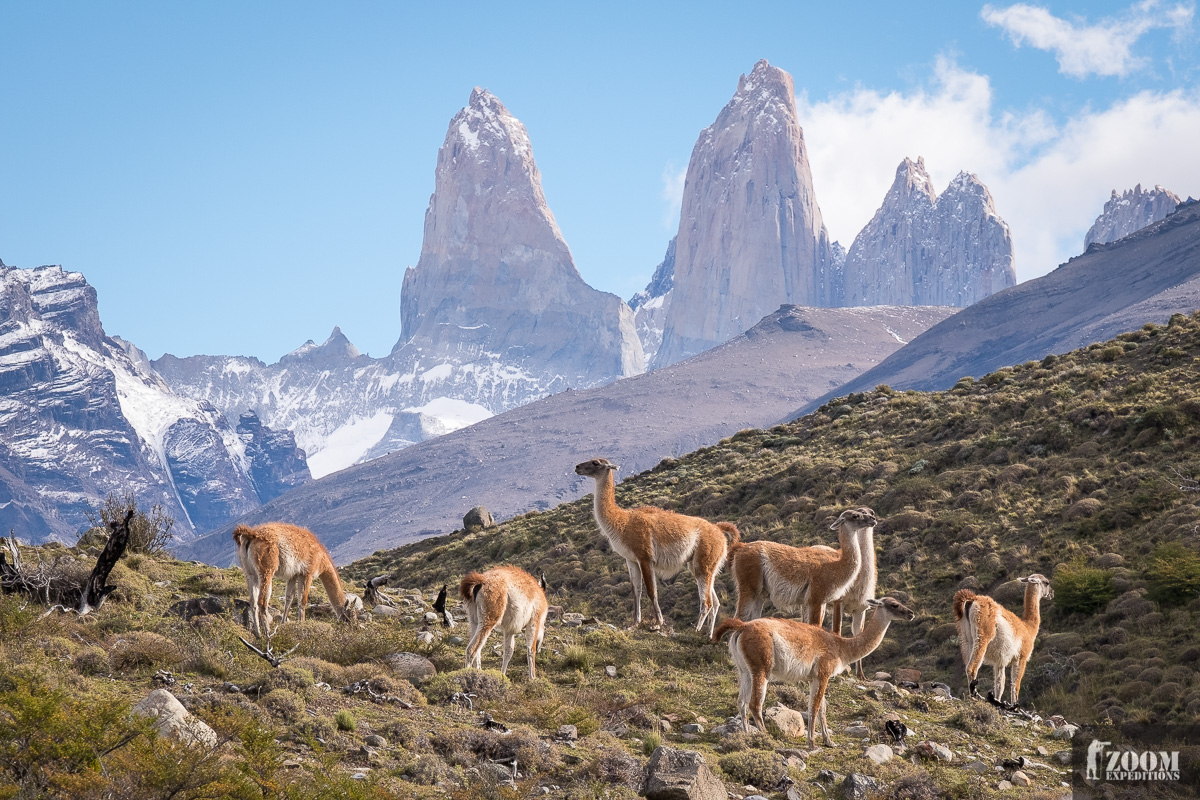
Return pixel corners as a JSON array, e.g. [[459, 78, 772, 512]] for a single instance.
[[233, 522, 351, 636], [460, 566, 548, 679], [730, 508, 872, 625], [575, 457, 739, 635], [954, 574, 1053, 705], [830, 508, 880, 678], [713, 597, 915, 751]]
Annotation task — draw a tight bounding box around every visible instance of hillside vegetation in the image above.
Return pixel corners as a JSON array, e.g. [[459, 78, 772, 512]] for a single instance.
[[2, 314, 1199, 799]]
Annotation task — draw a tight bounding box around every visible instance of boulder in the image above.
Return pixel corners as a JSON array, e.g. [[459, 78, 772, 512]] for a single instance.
[[764, 704, 807, 739], [864, 744, 893, 765], [132, 689, 217, 748], [640, 746, 726, 800], [165, 596, 228, 620], [840, 773, 881, 800], [384, 652, 436, 683], [463, 506, 495, 530], [1011, 770, 1031, 786]]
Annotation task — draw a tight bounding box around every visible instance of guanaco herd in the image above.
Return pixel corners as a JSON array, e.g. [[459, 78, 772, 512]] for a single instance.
[[233, 456, 1055, 752]]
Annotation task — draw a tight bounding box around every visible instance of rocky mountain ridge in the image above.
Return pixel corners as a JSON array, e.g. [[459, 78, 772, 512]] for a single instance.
[[0, 262, 305, 543], [841, 157, 1016, 307], [1085, 183, 1183, 248], [793, 199, 1200, 417], [177, 302, 955, 565]]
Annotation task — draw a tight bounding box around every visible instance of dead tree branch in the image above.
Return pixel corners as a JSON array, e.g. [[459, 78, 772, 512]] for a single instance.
[[237, 635, 299, 668]]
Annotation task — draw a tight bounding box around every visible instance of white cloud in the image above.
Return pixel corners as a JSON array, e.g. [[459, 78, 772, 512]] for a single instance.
[[797, 58, 1200, 283], [981, 1, 1194, 78], [660, 163, 687, 231]]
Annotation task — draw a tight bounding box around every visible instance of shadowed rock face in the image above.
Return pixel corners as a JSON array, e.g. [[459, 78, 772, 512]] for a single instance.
[[841, 157, 1015, 308], [0, 263, 277, 544], [177, 303, 954, 566], [792, 200, 1200, 418], [398, 87, 643, 382], [653, 60, 836, 369], [1085, 184, 1182, 248]]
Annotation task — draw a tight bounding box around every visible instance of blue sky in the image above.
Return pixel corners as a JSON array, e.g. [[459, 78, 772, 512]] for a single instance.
[[2, 1, 1197, 362]]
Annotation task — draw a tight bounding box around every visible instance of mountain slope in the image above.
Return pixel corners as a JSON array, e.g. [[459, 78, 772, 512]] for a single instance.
[[177, 304, 954, 565], [791, 199, 1200, 419], [348, 309, 1200, 732]]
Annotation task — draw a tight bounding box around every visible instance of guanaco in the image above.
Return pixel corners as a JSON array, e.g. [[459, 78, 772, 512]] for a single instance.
[[954, 574, 1053, 705], [830, 508, 880, 678], [713, 597, 915, 751], [730, 507, 872, 624], [575, 457, 739, 635], [233, 522, 351, 636], [460, 565, 549, 679]]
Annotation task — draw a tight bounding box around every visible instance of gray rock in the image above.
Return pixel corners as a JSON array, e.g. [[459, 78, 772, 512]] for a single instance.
[[372, 605, 400, 617], [165, 596, 229, 620], [764, 704, 807, 740], [844, 724, 870, 738], [681, 723, 705, 734], [1055, 750, 1072, 765], [864, 744, 893, 764], [840, 773, 881, 800], [448, 635, 465, 646], [415, 631, 435, 645], [640, 746, 726, 800], [1010, 770, 1031, 786], [1052, 724, 1080, 740], [964, 759, 989, 773], [605, 665, 618, 678], [364, 734, 387, 748], [132, 689, 217, 748], [998, 779, 1013, 790], [463, 506, 495, 530], [383, 652, 436, 683], [423, 612, 439, 625], [557, 725, 578, 741]]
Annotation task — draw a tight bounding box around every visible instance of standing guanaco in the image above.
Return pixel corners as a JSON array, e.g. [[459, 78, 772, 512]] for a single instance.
[[233, 522, 351, 636], [460, 565, 548, 679], [575, 457, 739, 635], [713, 597, 915, 751], [954, 574, 1053, 705]]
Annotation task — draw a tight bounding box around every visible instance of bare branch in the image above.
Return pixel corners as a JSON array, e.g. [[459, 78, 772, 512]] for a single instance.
[[237, 635, 299, 668]]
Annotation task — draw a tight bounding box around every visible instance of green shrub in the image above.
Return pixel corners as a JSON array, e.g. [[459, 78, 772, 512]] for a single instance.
[[1054, 561, 1116, 615], [718, 749, 786, 788], [73, 646, 112, 676], [334, 710, 356, 732], [641, 731, 662, 756], [1146, 543, 1200, 607], [260, 688, 305, 720], [561, 644, 593, 674]]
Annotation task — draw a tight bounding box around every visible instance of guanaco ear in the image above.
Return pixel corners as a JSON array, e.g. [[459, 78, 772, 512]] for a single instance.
[[866, 598, 884, 607], [1018, 576, 1030, 583], [829, 511, 846, 530]]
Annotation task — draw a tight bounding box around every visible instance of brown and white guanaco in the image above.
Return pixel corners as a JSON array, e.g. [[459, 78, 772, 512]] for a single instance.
[[954, 574, 1053, 705], [460, 565, 548, 679], [575, 457, 739, 635], [713, 597, 915, 751], [830, 508, 880, 678], [233, 522, 352, 636], [729, 508, 873, 625]]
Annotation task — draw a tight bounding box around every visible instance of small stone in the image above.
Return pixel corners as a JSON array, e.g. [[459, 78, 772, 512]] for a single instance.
[[864, 744, 893, 764], [605, 665, 618, 678], [1036, 746, 1049, 756], [873, 671, 892, 680], [681, 733, 700, 742], [352, 773, 367, 781], [557, 725, 578, 741], [895, 668, 922, 683], [1011, 771, 1031, 786], [415, 631, 435, 645], [785, 755, 806, 770], [659, 719, 672, 732], [383, 652, 436, 683], [844, 724, 870, 737], [998, 780, 1013, 790], [682, 723, 705, 734], [448, 635, 465, 645], [965, 760, 989, 773], [840, 773, 881, 799], [364, 734, 387, 747], [1052, 724, 1079, 739], [1055, 750, 1072, 765], [373, 605, 400, 617], [423, 612, 439, 625]]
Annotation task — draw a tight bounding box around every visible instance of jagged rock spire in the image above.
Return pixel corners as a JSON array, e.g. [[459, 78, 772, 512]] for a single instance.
[[1085, 184, 1182, 248]]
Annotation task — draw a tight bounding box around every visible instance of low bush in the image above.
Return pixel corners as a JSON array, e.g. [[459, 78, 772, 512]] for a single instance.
[[1053, 562, 1116, 615], [1146, 543, 1200, 606]]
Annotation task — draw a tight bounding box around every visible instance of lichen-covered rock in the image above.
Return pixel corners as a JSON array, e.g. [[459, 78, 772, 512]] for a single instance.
[[384, 652, 436, 683], [640, 746, 726, 800]]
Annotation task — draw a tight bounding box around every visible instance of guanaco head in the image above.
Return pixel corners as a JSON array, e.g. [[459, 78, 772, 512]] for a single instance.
[[829, 506, 878, 531], [1018, 573, 1054, 600], [574, 457, 620, 478], [866, 596, 916, 621]]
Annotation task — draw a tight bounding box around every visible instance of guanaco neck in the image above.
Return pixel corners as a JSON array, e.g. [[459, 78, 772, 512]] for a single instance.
[[1021, 582, 1043, 631], [592, 470, 630, 534], [836, 606, 894, 665], [834, 525, 862, 575], [317, 553, 348, 615], [857, 526, 876, 587]]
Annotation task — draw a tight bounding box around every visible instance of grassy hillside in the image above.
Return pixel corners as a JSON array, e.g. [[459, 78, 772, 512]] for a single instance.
[[3, 313, 1200, 799]]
